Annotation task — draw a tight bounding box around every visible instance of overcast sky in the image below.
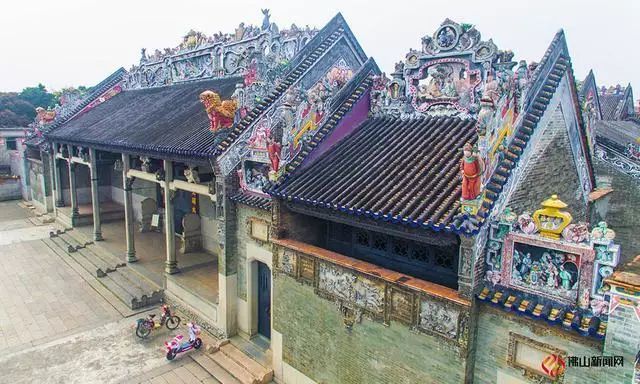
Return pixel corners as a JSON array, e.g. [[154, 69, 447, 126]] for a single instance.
[[1, 0, 638, 100]]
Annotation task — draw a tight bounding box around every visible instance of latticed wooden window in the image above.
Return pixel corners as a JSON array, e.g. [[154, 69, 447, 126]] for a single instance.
[[372, 233, 387, 251], [411, 245, 430, 263], [355, 229, 369, 247], [435, 252, 454, 269], [392, 238, 409, 258]]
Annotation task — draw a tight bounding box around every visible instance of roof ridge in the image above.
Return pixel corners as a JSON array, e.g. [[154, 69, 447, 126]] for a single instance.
[[282, 59, 380, 170], [45, 67, 127, 132], [462, 31, 595, 235], [216, 13, 370, 156], [215, 24, 347, 154]]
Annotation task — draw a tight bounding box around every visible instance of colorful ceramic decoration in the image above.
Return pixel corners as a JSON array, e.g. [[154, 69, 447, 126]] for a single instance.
[[266, 137, 282, 179], [460, 143, 484, 213], [500, 207, 517, 224], [231, 58, 357, 192], [517, 212, 537, 234], [123, 12, 316, 90], [532, 195, 572, 240], [35, 107, 56, 126], [370, 18, 513, 120], [199, 91, 238, 132], [591, 221, 616, 243], [510, 241, 582, 302], [483, 201, 622, 339], [561, 222, 589, 243]]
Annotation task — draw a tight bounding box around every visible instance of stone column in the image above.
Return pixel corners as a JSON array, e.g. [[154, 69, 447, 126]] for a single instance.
[[457, 235, 475, 300], [122, 154, 137, 263], [21, 149, 30, 201], [50, 144, 63, 208], [89, 148, 103, 241], [217, 173, 238, 337], [67, 145, 79, 223], [163, 159, 178, 274]]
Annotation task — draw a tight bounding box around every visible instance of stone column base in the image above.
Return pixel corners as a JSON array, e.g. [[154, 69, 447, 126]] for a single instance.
[[126, 251, 137, 263], [165, 260, 179, 274]]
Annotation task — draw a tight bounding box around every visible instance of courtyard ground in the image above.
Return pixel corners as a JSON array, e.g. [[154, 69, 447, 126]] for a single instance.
[[0, 200, 221, 384]]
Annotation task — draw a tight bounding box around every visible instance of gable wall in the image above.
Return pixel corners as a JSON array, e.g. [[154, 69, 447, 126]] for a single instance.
[[507, 103, 587, 220]]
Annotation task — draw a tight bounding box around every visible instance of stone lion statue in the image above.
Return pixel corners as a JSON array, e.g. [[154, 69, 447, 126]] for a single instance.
[[199, 91, 238, 132]]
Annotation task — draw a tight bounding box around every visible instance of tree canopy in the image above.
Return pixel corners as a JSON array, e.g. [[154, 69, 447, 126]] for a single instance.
[[0, 84, 58, 127]]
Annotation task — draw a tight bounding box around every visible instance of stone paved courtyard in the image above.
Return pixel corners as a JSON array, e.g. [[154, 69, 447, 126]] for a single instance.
[[0, 201, 220, 384]]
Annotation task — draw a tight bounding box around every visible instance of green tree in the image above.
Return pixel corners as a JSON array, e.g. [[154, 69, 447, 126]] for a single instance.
[[0, 93, 36, 127], [19, 83, 57, 109]]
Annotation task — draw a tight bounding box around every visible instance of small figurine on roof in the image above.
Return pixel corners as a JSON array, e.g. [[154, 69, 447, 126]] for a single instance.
[[266, 136, 282, 177], [460, 142, 483, 201], [199, 91, 238, 132]]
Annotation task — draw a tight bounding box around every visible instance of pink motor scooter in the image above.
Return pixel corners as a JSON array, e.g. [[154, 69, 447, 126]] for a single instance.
[[164, 322, 202, 360]]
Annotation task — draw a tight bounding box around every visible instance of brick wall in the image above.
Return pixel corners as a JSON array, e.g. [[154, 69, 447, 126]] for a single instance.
[[273, 274, 467, 384], [592, 159, 640, 262], [474, 304, 610, 384], [508, 105, 587, 221], [234, 204, 271, 300], [604, 300, 640, 383]]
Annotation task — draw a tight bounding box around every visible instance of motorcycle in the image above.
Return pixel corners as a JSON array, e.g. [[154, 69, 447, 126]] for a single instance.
[[135, 304, 180, 338], [164, 322, 202, 360]]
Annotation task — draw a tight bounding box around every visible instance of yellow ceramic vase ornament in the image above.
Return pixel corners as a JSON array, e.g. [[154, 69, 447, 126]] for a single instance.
[[532, 195, 572, 239]]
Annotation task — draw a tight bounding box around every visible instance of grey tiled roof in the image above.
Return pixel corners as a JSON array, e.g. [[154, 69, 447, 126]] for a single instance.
[[595, 119, 640, 152], [271, 116, 477, 231], [600, 93, 626, 120], [47, 77, 242, 162], [230, 191, 272, 210]]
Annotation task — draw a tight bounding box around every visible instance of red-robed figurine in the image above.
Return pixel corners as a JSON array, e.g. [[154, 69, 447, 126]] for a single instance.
[[267, 137, 282, 173], [460, 142, 484, 200]]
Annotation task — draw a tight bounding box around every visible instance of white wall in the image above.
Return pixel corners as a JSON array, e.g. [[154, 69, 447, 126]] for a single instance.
[[199, 195, 219, 254], [61, 186, 111, 205]]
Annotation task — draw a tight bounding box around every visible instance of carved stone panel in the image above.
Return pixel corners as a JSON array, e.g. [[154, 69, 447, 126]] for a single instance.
[[180, 213, 202, 253], [507, 332, 566, 382], [388, 287, 415, 325], [298, 254, 315, 284], [418, 297, 460, 340], [273, 243, 471, 348], [277, 248, 297, 276], [318, 263, 385, 317]]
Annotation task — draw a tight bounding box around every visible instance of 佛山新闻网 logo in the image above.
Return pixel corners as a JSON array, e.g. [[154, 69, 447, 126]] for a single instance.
[[541, 354, 566, 378]]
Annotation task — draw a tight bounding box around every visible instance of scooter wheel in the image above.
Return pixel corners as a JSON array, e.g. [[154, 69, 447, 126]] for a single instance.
[[194, 338, 203, 350], [166, 316, 180, 330], [166, 350, 177, 361]]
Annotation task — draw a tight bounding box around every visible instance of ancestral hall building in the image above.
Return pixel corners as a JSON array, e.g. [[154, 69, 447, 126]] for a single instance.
[[23, 12, 640, 384]]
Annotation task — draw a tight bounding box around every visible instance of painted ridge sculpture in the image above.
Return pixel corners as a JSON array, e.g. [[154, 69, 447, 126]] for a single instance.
[[199, 90, 238, 132]]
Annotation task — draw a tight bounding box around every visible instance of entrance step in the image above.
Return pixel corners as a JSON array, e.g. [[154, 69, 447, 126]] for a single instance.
[[45, 229, 163, 310], [27, 214, 57, 226], [219, 343, 273, 384], [192, 353, 241, 384], [193, 341, 273, 384], [49, 233, 116, 277], [64, 230, 126, 269], [228, 336, 271, 371]]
